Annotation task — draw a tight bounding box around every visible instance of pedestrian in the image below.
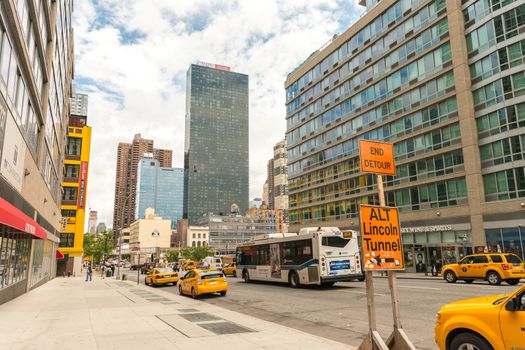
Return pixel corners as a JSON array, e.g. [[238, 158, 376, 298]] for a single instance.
[[101, 265, 106, 279], [85, 265, 92, 281], [110, 264, 115, 277]]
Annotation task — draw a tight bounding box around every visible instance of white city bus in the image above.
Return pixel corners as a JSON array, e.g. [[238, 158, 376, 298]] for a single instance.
[[236, 227, 364, 287]]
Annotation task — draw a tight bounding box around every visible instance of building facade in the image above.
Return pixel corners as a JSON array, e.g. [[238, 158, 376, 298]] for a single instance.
[[246, 206, 287, 233], [0, 0, 74, 304], [87, 210, 97, 234], [136, 157, 184, 229], [198, 212, 277, 254], [112, 134, 172, 242], [187, 226, 209, 247], [285, 0, 525, 272], [58, 93, 92, 277], [267, 158, 274, 209], [184, 63, 249, 224], [129, 208, 171, 264]]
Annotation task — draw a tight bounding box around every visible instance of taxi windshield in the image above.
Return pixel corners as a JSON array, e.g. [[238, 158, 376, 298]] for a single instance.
[[156, 268, 174, 274], [199, 271, 223, 279]]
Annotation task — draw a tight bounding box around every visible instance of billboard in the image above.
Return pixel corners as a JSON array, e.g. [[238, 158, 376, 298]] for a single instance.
[[1, 115, 26, 191]]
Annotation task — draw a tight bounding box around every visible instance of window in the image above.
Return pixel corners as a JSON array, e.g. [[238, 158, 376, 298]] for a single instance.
[[62, 187, 77, 201], [61, 209, 76, 217], [64, 164, 79, 179], [472, 255, 489, 263], [66, 137, 81, 156], [506, 254, 523, 264], [281, 239, 313, 265], [59, 233, 74, 248], [490, 255, 503, 263]]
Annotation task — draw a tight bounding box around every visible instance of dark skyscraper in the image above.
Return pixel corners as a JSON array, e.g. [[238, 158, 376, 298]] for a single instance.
[[184, 63, 249, 224]]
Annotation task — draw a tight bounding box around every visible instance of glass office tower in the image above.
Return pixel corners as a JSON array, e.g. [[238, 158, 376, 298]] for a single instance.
[[184, 63, 249, 224], [136, 158, 185, 228]]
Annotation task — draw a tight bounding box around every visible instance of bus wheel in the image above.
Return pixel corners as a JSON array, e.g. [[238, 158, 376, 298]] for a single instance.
[[289, 271, 300, 288], [242, 270, 250, 283]]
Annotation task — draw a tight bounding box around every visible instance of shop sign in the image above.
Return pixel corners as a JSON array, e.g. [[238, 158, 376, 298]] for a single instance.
[[401, 225, 453, 233], [77, 161, 88, 208], [359, 140, 396, 176], [0, 116, 25, 191], [360, 204, 404, 270]]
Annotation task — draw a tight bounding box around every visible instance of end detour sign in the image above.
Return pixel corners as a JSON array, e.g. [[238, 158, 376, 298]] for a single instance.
[[359, 140, 396, 176], [360, 204, 404, 270]]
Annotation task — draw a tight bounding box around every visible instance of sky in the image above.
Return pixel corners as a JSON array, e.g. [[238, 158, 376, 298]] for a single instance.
[[73, 0, 364, 228]]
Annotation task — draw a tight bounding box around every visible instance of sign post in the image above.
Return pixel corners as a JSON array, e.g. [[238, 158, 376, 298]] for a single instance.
[[358, 140, 416, 350]]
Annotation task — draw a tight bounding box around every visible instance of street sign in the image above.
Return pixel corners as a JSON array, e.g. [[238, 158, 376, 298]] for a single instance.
[[360, 204, 404, 270], [359, 139, 396, 176]]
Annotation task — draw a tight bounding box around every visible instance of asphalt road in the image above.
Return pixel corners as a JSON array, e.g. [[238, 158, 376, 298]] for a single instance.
[[124, 270, 520, 349]]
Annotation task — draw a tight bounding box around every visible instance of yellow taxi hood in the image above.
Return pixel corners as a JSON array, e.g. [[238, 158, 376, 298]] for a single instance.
[[440, 294, 509, 311]]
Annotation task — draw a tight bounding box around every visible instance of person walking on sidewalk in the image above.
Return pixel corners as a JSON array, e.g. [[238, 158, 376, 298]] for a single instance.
[[100, 265, 106, 279], [110, 264, 115, 277], [85, 265, 92, 281]]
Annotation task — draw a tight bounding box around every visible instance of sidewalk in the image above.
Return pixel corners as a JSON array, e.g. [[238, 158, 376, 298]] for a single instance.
[[0, 276, 355, 350]]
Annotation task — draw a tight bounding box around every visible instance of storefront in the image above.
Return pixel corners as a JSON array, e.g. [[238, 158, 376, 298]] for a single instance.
[[401, 224, 473, 273], [0, 197, 58, 304], [484, 220, 525, 262]]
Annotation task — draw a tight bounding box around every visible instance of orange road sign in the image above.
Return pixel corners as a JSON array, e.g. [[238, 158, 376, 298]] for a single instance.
[[360, 204, 404, 270], [359, 140, 396, 176]]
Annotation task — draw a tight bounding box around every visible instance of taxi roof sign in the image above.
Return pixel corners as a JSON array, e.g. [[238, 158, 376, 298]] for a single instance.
[[359, 140, 396, 176], [359, 204, 404, 270]]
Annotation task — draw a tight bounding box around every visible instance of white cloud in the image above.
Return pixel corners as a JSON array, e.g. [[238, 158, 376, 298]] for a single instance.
[[74, 0, 363, 227]]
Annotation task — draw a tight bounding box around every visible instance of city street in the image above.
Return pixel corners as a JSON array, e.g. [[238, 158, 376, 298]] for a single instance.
[[136, 271, 521, 350]]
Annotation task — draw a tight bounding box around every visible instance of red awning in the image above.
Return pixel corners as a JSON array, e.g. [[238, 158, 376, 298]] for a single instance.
[[0, 197, 47, 239], [56, 250, 65, 259]]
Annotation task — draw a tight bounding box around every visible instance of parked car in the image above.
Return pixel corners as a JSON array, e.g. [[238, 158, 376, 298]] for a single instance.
[[435, 284, 525, 350], [222, 262, 236, 276], [441, 253, 525, 285], [178, 269, 228, 298], [145, 267, 179, 287], [183, 260, 196, 270]]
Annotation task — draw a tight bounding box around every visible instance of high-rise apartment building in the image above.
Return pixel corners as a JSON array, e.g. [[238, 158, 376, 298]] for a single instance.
[[0, 0, 74, 303], [272, 139, 289, 211], [184, 63, 249, 224], [136, 157, 185, 229], [112, 134, 172, 241], [58, 93, 92, 276], [266, 158, 274, 209], [285, 0, 525, 272]]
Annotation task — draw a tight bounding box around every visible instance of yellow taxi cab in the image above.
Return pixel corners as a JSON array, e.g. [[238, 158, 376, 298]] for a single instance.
[[435, 284, 525, 350], [222, 262, 236, 276], [145, 267, 179, 286], [441, 253, 525, 285], [178, 269, 228, 299], [183, 260, 196, 270]]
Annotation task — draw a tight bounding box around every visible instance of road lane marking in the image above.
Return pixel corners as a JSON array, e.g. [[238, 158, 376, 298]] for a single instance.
[[398, 285, 441, 290]]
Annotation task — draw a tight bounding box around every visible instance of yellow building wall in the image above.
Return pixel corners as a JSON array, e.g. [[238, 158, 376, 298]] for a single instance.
[[59, 125, 92, 258]]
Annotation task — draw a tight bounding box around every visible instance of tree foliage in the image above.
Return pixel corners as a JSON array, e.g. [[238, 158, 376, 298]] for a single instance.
[[165, 250, 180, 263], [83, 231, 113, 265], [179, 246, 213, 262]]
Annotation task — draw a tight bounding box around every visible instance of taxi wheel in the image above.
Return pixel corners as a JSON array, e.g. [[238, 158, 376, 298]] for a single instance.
[[444, 271, 457, 283], [220, 291, 227, 296], [450, 332, 491, 350], [178, 284, 183, 295], [486, 271, 501, 285], [191, 288, 197, 299], [506, 278, 520, 285]]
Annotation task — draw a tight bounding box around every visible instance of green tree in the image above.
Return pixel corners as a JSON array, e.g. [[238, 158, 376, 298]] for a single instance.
[[179, 246, 213, 262], [165, 250, 180, 263], [83, 231, 113, 265]]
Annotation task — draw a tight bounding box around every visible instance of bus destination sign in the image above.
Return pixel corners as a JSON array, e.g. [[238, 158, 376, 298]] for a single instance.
[[359, 204, 404, 270], [359, 139, 396, 176]]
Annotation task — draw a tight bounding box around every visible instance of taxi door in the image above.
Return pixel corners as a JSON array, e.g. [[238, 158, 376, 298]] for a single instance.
[[458, 256, 475, 278], [499, 288, 525, 349], [471, 255, 489, 278], [146, 268, 156, 284], [182, 271, 195, 294]]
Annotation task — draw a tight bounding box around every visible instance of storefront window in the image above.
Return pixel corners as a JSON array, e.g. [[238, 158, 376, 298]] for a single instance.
[[0, 226, 31, 289], [428, 231, 441, 243], [485, 229, 503, 251], [442, 231, 456, 243], [403, 232, 414, 244], [502, 228, 523, 259], [415, 232, 427, 244]]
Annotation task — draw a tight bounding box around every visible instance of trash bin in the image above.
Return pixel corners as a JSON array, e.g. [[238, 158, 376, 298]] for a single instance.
[[106, 270, 112, 277]]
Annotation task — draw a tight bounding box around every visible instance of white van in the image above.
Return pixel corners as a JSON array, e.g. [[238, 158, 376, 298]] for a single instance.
[[202, 256, 223, 270]]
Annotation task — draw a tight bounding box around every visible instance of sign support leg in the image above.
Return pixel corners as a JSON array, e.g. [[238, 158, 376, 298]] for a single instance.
[[377, 175, 416, 350], [358, 270, 389, 350]]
